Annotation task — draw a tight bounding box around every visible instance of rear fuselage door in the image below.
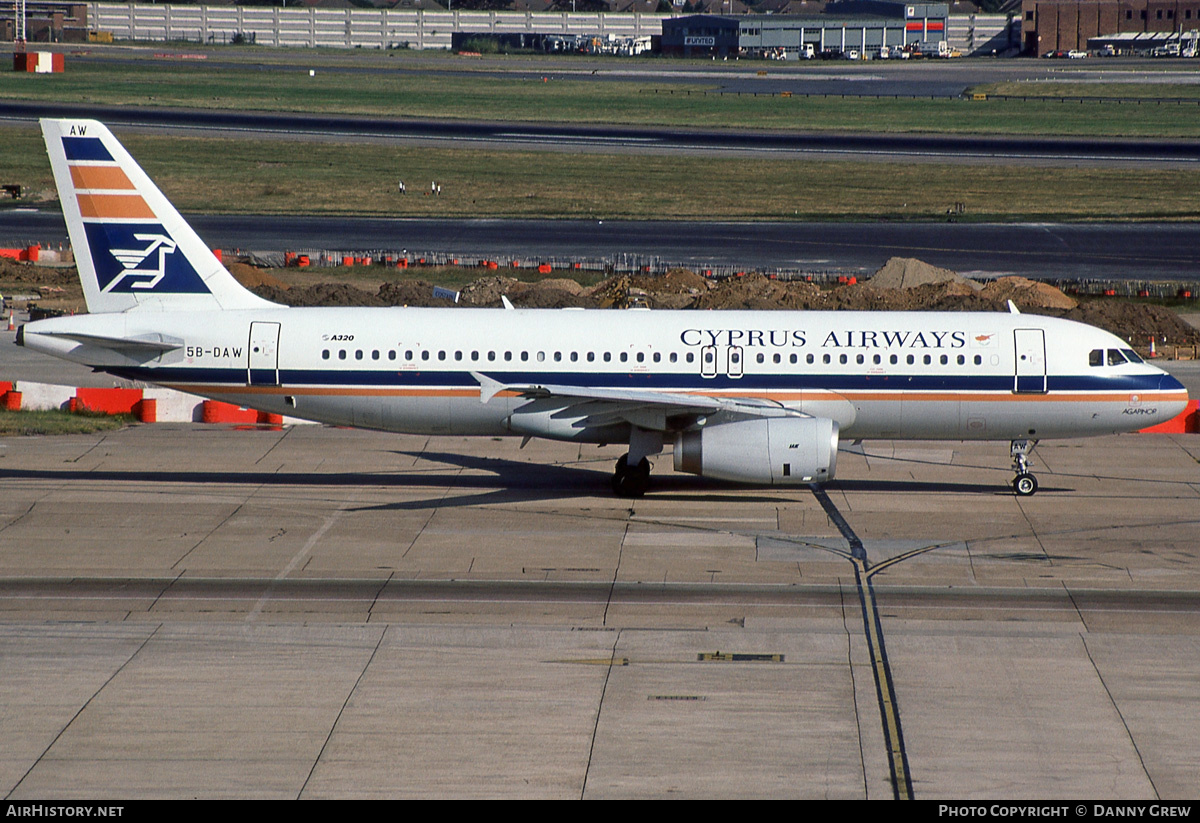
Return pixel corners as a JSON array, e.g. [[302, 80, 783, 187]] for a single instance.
[[248, 321, 281, 386], [1013, 328, 1046, 394]]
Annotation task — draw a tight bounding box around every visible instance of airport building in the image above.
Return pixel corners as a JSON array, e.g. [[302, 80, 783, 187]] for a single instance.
[[1021, 0, 1200, 55], [0, 1, 88, 43], [660, 2, 951, 58]]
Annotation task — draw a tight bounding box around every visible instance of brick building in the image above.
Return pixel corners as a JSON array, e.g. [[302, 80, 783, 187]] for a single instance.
[[1022, 0, 1200, 54]]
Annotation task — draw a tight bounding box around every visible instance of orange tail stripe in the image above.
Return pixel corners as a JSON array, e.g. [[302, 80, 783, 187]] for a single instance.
[[69, 165, 136, 191], [76, 193, 156, 219]]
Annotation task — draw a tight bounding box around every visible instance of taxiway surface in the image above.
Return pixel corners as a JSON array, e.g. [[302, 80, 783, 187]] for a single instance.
[[2, 333, 1199, 798]]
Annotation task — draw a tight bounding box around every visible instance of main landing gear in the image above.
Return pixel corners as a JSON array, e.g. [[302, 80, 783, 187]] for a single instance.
[[1010, 439, 1039, 496], [612, 427, 663, 498], [612, 455, 651, 498]]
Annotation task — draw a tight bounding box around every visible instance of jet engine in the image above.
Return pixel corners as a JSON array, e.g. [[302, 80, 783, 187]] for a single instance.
[[673, 417, 838, 485]]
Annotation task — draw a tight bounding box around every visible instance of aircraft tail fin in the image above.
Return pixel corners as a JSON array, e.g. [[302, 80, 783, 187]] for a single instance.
[[40, 119, 281, 314]]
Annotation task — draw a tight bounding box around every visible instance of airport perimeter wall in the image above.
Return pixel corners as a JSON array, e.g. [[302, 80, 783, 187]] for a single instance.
[[85, 3, 1011, 55]]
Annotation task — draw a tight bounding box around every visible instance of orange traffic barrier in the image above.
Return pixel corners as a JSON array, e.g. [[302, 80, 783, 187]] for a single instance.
[[1140, 399, 1200, 434], [72, 387, 143, 415], [135, 398, 157, 423], [201, 400, 260, 424], [2, 391, 21, 411]]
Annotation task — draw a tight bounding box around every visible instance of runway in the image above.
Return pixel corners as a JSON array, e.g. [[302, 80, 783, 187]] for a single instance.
[[2, 376, 1199, 797], [3, 99, 1199, 165]]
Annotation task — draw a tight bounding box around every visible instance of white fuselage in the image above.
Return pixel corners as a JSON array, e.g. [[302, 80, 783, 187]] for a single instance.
[[21, 306, 1190, 443]]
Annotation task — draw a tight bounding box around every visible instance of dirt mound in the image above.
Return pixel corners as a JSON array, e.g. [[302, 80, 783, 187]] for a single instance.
[[509, 287, 593, 309], [1063, 302, 1200, 348], [693, 273, 797, 310], [868, 257, 982, 291], [629, 268, 710, 295], [980, 276, 1077, 310], [529, 277, 585, 296], [377, 280, 458, 307], [256, 283, 384, 307], [458, 276, 526, 307], [227, 262, 287, 291]]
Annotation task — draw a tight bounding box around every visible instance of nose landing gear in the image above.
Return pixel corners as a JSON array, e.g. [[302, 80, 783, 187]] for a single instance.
[[1011, 439, 1039, 496]]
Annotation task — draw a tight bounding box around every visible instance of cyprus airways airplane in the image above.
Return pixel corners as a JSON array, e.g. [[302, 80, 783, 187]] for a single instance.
[[18, 119, 1190, 497]]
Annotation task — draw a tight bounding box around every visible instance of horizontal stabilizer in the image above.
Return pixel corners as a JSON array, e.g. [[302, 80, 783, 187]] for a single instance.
[[36, 330, 184, 353]]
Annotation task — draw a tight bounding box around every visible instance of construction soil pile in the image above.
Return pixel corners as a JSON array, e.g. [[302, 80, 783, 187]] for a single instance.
[[3, 256, 1197, 353]]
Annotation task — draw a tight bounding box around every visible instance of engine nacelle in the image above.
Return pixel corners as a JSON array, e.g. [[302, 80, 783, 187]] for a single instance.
[[673, 417, 839, 485]]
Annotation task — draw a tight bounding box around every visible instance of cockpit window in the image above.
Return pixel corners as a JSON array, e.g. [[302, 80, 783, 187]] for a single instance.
[[1089, 349, 1103, 367], [1107, 349, 1127, 366], [1121, 349, 1144, 364]]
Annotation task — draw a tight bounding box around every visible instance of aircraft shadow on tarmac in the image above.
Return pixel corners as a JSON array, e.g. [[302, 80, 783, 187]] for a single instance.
[[0, 451, 1040, 512]]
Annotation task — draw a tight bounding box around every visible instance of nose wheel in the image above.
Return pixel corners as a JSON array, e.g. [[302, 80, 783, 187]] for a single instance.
[[1010, 439, 1038, 496], [612, 454, 651, 498]]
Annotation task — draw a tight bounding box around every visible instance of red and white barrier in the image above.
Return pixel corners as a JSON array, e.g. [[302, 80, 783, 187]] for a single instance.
[[0, 380, 312, 427]]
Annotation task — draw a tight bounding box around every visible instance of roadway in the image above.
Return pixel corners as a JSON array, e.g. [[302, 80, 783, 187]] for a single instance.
[[4, 210, 1200, 281]]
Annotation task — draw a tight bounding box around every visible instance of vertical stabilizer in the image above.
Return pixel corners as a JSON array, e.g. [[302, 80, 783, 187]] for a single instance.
[[40, 119, 281, 314]]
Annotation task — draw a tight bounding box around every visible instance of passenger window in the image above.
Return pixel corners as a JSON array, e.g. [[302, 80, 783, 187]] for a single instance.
[[521, 352, 529, 361], [339, 350, 347, 360], [907, 355, 915, 365], [670, 353, 678, 363], [470, 351, 478, 361], [504, 351, 512, 361], [923, 354, 931, 365], [604, 353, 612, 362], [957, 354, 964, 365], [620, 352, 628, 363], [322, 350, 330, 360], [355, 350, 364, 361], [455, 351, 462, 361], [873, 354, 881, 365], [372, 350, 380, 360], [856, 354, 864, 365], [974, 355, 982, 365], [773, 353, 781, 364], [636, 352, 645, 363], [686, 353, 694, 363], [653, 352, 661, 363], [940, 354, 948, 365], [570, 352, 578, 362], [437, 351, 446, 361], [587, 352, 595, 362], [890, 354, 898, 365], [421, 350, 430, 361], [389, 350, 396, 361], [488, 351, 496, 361], [806, 354, 814, 365], [756, 353, 765, 364], [822, 354, 831, 364], [536, 352, 545, 362], [791, 354, 798, 364]]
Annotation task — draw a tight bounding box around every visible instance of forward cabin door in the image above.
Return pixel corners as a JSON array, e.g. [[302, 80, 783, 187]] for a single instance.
[[248, 321, 281, 386], [1013, 328, 1046, 394]]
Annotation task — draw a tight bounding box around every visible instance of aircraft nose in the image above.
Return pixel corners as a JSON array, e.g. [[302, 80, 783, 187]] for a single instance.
[[1158, 371, 1188, 395]]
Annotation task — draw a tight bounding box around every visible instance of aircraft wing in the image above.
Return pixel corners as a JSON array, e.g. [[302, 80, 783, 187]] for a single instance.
[[472, 372, 803, 431]]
